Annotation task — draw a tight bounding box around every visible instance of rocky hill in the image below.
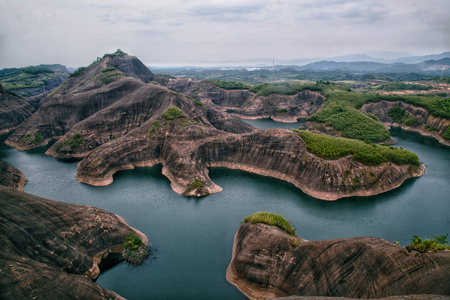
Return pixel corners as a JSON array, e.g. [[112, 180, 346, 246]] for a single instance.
[[227, 222, 450, 300], [0, 64, 69, 97], [0, 185, 149, 299], [4, 52, 423, 200], [165, 78, 325, 122], [0, 83, 36, 135]]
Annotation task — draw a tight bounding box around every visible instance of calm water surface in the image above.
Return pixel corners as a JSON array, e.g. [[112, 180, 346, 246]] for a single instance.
[[0, 121, 449, 300]]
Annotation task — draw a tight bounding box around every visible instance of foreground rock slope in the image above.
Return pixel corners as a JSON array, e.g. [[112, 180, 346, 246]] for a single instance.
[[227, 223, 450, 300], [0, 185, 149, 299]]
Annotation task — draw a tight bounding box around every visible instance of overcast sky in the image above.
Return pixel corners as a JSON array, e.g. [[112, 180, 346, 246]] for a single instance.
[[1, 0, 449, 68]]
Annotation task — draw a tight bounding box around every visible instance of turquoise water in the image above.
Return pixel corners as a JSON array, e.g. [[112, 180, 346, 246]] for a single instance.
[[0, 122, 449, 299]]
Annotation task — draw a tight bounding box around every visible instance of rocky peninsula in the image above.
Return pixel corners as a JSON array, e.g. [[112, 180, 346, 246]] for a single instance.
[[4, 52, 424, 200], [0, 184, 149, 299], [227, 221, 450, 300]]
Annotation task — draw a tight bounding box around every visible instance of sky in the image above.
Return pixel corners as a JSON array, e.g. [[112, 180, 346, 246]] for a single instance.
[[1, 0, 449, 68]]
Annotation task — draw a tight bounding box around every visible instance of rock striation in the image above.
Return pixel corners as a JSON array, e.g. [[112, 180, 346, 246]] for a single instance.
[[0, 160, 27, 191], [0, 185, 149, 299], [166, 78, 325, 122], [0, 83, 36, 135], [4, 52, 423, 200], [227, 223, 450, 300], [361, 101, 450, 146]]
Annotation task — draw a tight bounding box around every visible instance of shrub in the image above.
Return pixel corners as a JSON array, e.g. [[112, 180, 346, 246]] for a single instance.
[[442, 127, 450, 140], [101, 67, 117, 73], [62, 133, 83, 149], [387, 107, 406, 123], [124, 231, 142, 250], [161, 106, 187, 121], [406, 234, 449, 252], [244, 212, 296, 236], [183, 178, 210, 197], [69, 66, 87, 78], [122, 231, 149, 264]]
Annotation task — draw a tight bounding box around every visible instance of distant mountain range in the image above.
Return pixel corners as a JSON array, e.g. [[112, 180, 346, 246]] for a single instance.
[[291, 57, 450, 74]]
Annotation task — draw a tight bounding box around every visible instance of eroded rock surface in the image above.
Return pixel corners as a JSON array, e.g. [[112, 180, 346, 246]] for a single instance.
[[227, 223, 450, 300], [0, 83, 36, 135], [4, 53, 423, 200], [0, 161, 27, 191], [361, 101, 450, 146], [0, 185, 148, 299], [166, 78, 325, 122]]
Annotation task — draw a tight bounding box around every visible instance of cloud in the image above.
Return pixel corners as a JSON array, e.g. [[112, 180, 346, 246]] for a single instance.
[[0, 0, 449, 68]]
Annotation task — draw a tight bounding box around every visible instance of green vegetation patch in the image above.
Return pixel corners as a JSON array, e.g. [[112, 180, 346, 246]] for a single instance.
[[366, 94, 450, 120], [101, 67, 117, 73], [406, 234, 449, 252], [442, 127, 450, 140], [363, 82, 433, 92], [161, 106, 187, 121], [183, 178, 210, 197], [203, 79, 251, 90], [295, 130, 419, 166], [64, 133, 83, 149], [244, 212, 296, 236], [122, 231, 149, 264], [308, 101, 390, 142], [387, 107, 406, 123]]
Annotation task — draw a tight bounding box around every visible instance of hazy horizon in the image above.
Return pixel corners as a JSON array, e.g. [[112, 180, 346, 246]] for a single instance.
[[1, 0, 449, 69]]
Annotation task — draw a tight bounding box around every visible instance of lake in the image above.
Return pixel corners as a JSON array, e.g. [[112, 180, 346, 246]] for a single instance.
[[0, 121, 449, 300]]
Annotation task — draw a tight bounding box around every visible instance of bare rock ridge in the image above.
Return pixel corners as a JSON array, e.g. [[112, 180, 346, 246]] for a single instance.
[[0, 83, 36, 135], [166, 78, 326, 122], [0, 185, 149, 299], [4, 52, 423, 200], [227, 223, 450, 300]]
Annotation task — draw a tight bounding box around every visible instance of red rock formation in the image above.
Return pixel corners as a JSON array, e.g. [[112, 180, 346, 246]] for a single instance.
[[0, 185, 149, 299], [227, 223, 450, 300]]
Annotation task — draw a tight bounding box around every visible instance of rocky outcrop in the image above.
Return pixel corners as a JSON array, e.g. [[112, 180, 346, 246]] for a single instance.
[[0, 83, 36, 135], [76, 120, 422, 200], [5, 53, 423, 200], [361, 101, 450, 146], [5, 53, 164, 150], [0, 185, 149, 299], [0, 161, 27, 191], [166, 78, 325, 122], [227, 223, 450, 300]]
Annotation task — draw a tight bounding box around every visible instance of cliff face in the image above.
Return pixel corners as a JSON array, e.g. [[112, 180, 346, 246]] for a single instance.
[[76, 121, 422, 200], [4, 53, 423, 200], [361, 101, 450, 146], [166, 78, 325, 122], [227, 223, 450, 300], [0, 83, 36, 135], [0, 161, 27, 191], [0, 185, 148, 299]]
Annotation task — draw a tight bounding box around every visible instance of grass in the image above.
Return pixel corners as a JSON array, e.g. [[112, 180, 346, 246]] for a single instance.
[[406, 234, 449, 252], [295, 130, 420, 166], [244, 212, 296, 236]]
